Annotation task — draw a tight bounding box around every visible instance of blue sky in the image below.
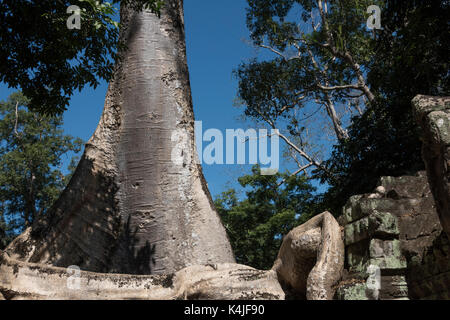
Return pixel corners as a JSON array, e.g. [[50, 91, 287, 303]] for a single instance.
[[185, 0, 267, 197], [0, 0, 320, 199]]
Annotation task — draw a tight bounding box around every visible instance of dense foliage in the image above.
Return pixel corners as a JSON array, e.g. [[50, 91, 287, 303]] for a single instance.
[[0, 0, 163, 115], [0, 92, 82, 249], [215, 166, 318, 270]]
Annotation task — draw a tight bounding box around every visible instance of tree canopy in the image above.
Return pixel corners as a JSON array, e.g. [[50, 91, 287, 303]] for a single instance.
[[0, 0, 163, 115], [236, 0, 380, 188]]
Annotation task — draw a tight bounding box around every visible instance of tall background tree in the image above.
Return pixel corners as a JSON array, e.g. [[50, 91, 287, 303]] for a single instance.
[[235, 0, 380, 188], [320, 0, 450, 212], [0, 92, 82, 249], [234, 0, 449, 215]]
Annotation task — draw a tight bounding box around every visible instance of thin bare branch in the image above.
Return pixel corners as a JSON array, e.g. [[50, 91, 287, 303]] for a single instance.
[[316, 0, 375, 103], [277, 163, 313, 187], [273, 130, 332, 176], [278, 95, 307, 114], [14, 101, 19, 136], [253, 105, 333, 177], [302, 40, 349, 140], [317, 84, 361, 91], [257, 43, 302, 62], [310, 10, 320, 31], [257, 44, 286, 60]]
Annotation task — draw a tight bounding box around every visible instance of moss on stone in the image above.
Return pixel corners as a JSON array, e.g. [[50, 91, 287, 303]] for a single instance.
[[335, 282, 369, 300]]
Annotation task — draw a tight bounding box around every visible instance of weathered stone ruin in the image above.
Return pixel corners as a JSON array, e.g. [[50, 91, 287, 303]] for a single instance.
[[335, 172, 449, 299], [335, 95, 450, 300], [413, 95, 450, 237], [0, 95, 449, 300]]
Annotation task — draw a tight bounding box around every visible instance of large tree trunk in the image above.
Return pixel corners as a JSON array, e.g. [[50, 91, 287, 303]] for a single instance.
[[5, 0, 235, 274]]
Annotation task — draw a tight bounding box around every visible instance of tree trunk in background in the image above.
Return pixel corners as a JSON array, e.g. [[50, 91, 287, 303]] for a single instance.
[[5, 0, 235, 274]]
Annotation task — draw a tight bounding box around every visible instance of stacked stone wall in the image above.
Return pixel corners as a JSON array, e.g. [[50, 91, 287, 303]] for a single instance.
[[336, 172, 450, 300]]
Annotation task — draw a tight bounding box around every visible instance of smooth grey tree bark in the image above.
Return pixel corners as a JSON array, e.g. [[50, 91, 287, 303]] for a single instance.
[[5, 0, 235, 275]]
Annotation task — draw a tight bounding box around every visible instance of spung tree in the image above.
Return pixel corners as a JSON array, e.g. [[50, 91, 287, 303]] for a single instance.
[[0, 92, 82, 249], [5, 1, 236, 275]]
